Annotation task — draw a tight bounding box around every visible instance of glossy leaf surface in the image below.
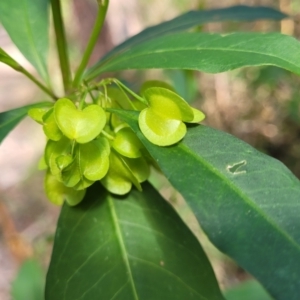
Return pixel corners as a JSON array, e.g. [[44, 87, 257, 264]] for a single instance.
[[46, 182, 224, 300], [0, 102, 52, 144], [224, 280, 273, 300], [115, 110, 300, 300], [87, 5, 287, 79], [0, 0, 50, 81], [87, 32, 300, 78]]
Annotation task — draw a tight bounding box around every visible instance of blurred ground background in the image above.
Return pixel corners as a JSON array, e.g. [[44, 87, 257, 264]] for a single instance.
[[1, 0, 300, 299]]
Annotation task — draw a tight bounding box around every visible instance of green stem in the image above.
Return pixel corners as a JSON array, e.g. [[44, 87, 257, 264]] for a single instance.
[[51, 0, 72, 93], [21, 68, 57, 100], [83, 80, 97, 104], [101, 129, 114, 140], [71, 140, 76, 156], [115, 84, 137, 110], [79, 90, 88, 110], [73, 0, 109, 88], [113, 79, 148, 105], [1, 48, 56, 99]]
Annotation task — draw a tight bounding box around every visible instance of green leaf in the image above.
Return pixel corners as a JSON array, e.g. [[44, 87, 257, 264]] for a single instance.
[[46, 182, 224, 300], [87, 5, 287, 79], [11, 259, 44, 300], [224, 280, 273, 300], [114, 110, 300, 300], [0, 0, 50, 82], [0, 102, 52, 144], [86, 32, 300, 78]]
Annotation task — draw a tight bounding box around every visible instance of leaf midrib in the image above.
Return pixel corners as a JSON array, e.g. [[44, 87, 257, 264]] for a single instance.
[[108, 195, 139, 300], [97, 7, 286, 66], [0, 113, 26, 130], [178, 141, 300, 252], [120, 109, 300, 253], [99, 42, 299, 74], [127, 254, 209, 300]]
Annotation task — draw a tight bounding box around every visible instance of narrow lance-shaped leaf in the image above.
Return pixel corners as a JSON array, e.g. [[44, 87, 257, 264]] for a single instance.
[[46, 182, 224, 300], [86, 5, 287, 80], [0, 0, 50, 82], [115, 109, 300, 300], [86, 32, 300, 79], [0, 102, 52, 144]]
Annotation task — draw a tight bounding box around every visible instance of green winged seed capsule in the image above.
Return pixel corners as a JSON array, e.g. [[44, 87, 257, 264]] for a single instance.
[[38, 156, 47, 170], [101, 151, 142, 195], [122, 156, 150, 183], [73, 177, 94, 191], [28, 107, 51, 124], [56, 155, 73, 170], [139, 87, 205, 146], [59, 138, 110, 190], [42, 108, 63, 141], [112, 127, 143, 158], [60, 160, 81, 188], [144, 87, 194, 121], [28, 106, 64, 141], [139, 108, 186, 146], [45, 171, 86, 206], [44, 137, 73, 179], [140, 80, 175, 97], [191, 107, 206, 123], [78, 137, 110, 181], [54, 98, 106, 143], [101, 151, 133, 195]]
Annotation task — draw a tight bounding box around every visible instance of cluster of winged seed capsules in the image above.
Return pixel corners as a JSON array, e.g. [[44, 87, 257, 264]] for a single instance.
[[28, 80, 205, 206]]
